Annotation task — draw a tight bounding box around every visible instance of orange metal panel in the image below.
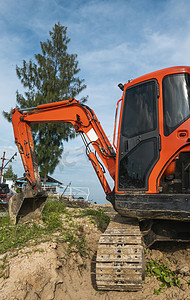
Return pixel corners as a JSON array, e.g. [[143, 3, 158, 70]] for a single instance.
[[115, 66, 190, 194]]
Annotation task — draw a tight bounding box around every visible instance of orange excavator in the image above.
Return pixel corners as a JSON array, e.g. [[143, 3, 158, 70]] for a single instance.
[[10, 66, 190, 291]]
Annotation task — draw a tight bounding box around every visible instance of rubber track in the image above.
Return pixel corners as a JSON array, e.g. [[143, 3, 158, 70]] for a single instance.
[[96, 214, 144, 291]]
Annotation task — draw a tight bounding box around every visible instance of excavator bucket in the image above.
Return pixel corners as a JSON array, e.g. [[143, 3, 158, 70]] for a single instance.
[[9, 187, 48, 224]]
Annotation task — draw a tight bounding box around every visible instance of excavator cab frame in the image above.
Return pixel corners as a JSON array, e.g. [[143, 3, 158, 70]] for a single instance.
[[114, 66, 190, 221]]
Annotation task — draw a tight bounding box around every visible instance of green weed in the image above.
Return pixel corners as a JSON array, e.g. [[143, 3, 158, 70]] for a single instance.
[[0, 215, 10, 227], [0, 255, 8, 278], [0, 199, 91, 259], [42, 199, 66, 215], [59, 228, 90, 257], [42, 212, 62, 231], [75, 208, 110, 229], [146, 259, 182, 294], [0, 221, 45, 253]]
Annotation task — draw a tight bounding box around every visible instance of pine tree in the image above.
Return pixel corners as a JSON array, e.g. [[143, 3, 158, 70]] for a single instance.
[[3, 165, 17, 179], [3, 23, 87, 177]]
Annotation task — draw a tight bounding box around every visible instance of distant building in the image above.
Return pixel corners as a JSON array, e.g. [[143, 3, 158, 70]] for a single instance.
[[4, 178, 15, 190], [14, 175, 62, 194]]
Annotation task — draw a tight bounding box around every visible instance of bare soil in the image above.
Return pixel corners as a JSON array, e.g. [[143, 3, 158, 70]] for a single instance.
[[0, 203, 190, 300]]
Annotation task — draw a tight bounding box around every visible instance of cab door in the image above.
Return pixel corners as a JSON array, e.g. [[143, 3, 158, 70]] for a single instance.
[[118, 80, 160, 191]]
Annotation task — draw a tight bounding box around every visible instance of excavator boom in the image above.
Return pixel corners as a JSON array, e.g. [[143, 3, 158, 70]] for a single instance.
[[10, 98, 116, 222]]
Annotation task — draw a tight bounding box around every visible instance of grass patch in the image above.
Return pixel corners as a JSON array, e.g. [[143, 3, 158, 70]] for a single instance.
[[0, 221, 45, 254], [0, 199, 93, 257], [42, 198, 67, 215], [59, 228, 90, 257], [0, 254, 9, 279], [146, 258, 183, 295], [0, 215, 10, 228], [75, 208, 110, 229]]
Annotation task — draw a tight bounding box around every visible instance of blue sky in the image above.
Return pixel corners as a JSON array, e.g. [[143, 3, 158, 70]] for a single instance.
[[1, 0, 190, 203]]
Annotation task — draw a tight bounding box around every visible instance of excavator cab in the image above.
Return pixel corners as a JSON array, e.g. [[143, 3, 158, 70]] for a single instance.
[[114, 67, 190, 222]]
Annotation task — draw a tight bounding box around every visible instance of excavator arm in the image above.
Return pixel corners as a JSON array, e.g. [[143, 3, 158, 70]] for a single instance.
[[11, 98, 116, 222]]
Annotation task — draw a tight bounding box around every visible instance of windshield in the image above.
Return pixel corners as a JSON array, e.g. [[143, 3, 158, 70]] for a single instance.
[[163, 73, 190, 136], [121, 80, 157, 138]]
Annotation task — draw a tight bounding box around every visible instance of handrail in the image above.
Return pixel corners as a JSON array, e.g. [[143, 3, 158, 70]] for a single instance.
[[113, 98, 122, 150]]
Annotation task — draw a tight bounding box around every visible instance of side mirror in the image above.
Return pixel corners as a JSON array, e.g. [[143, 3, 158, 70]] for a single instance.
[[118, 83, 124, 91]]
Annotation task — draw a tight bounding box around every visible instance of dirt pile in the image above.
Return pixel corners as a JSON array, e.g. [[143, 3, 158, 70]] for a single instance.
[[0, 203, 190, 300]]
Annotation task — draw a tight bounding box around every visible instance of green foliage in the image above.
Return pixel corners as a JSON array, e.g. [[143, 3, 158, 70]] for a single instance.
[[75, 208, 110, 228], [0, 199, 91, 258], [3, 22, 87, 176], [42, 199, 66, 215], [42, 199, 66, 231], [0, 201, 110, 263], [0, 215, 10, 228], [3, 165, 17, 179], [0, 220, 45, 253], [59, 229, 89, 257], [146, 259, 182, 295], [0, 255, 9, 279], [43, 212, 63, 231]]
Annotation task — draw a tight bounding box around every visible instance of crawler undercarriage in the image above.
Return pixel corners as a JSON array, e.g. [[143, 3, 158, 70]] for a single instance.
[[96, 211, 190, 291], [96, 214, 144, 291]]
